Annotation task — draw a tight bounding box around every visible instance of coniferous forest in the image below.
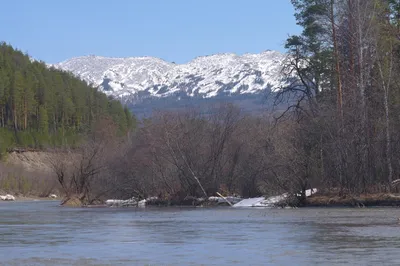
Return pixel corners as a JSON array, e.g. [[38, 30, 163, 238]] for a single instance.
[[0, 42, 135, 154]]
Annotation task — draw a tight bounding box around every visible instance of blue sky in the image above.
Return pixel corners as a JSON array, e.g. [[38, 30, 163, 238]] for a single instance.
[[1, 0, 301, 64]]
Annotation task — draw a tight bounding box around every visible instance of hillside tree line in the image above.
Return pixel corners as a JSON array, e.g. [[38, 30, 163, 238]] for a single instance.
[[0, 43, 135, 154]]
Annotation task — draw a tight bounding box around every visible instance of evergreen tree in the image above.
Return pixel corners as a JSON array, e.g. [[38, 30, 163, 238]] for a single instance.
[[38, 105, 49, 134], [12, 71, 24, 130]]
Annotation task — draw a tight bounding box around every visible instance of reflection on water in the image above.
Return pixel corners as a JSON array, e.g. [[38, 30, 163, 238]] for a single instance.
[[1, 201, 400, 265]]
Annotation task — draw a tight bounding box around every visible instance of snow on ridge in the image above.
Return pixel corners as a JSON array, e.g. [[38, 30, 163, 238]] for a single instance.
[[53, 50, 288, 101]]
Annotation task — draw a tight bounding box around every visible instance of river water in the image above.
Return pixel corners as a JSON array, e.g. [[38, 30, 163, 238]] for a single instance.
[[1, 201, 400, 265]]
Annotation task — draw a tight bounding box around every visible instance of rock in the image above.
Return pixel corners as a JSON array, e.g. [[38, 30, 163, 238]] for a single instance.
[[49, 194, 58, 199], [0, 194, 15, 201]]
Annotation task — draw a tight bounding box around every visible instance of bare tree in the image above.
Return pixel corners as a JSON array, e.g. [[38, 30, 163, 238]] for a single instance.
[[50, 116, 124, 205]]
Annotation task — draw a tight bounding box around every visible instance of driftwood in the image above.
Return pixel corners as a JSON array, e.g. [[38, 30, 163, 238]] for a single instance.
[[216, 192, 233, 206]]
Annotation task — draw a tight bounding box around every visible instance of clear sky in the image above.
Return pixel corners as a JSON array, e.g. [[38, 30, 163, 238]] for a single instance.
[[0, 0, 301, 64]]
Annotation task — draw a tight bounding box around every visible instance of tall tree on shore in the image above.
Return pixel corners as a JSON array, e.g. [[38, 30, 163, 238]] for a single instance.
[[276, 0, 400, 193]]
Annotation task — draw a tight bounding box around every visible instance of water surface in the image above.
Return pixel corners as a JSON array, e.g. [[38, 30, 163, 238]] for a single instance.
[[1, 201, 400, 265]]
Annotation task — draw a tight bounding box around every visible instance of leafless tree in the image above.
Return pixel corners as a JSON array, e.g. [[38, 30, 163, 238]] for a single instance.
[[50, 116, 125, 205]]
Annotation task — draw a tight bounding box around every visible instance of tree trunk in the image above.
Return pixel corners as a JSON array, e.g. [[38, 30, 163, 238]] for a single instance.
[[377, 44, 394, 185], [24, 99, 27, 130], [13, 106, 17, 131], [331, 0, 343, 118], [384, 89, 393, 184], [356, 0, 370, 190]]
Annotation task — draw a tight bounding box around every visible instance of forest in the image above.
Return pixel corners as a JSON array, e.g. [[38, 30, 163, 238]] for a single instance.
[[3, 0, 400, 207], [0, 43, 135, 154]]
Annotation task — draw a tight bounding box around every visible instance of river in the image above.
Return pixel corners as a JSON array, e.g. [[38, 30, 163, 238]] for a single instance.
[[1, 201, 400, 265]]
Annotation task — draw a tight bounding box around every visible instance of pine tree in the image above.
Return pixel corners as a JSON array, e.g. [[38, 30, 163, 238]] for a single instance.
[[23, 71, 37, 130], [38, 105, 48, 134], [12, 71, 24, 130], [0, 70, 6, 127]]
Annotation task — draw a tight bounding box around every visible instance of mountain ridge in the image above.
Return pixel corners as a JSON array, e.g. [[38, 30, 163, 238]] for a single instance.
[[53, 50, 288, 105]]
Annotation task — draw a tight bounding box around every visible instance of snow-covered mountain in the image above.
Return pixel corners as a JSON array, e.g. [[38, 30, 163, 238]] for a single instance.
[[53, 50, 288, 105]]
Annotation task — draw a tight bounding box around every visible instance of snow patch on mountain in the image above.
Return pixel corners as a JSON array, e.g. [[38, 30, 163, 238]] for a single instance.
[[53, 51, 288, 102]]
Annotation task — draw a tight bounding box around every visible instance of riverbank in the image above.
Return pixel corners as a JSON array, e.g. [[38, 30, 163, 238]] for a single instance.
[[305, 193, 400, 207], [65, 190, 400, 208], [4, 151, 400, 208], [140, 192, 400, 208]]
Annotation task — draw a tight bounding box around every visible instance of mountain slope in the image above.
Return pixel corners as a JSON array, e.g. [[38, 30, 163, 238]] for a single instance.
[[53, 50, 288, 105]]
